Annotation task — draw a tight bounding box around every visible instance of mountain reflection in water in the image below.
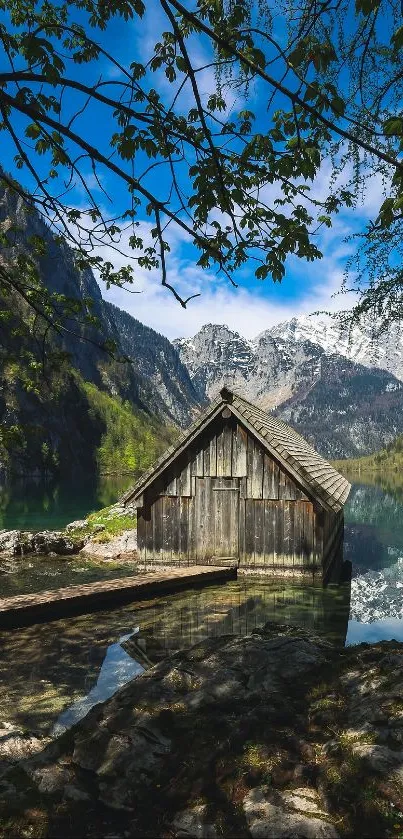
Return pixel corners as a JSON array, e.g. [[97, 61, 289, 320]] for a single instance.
[[344, 480, 403, 631]]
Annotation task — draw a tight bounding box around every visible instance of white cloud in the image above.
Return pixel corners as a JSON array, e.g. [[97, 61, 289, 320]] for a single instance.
[[97, 207, 358, 340], [103, 274, 356, 341], [62, 134, 374, 346]]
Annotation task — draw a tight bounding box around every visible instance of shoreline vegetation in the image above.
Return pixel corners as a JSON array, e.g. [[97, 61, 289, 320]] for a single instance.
[[1, 453, 401, 562], [1, 458, 401, 560], [333, 435, 403, 476]]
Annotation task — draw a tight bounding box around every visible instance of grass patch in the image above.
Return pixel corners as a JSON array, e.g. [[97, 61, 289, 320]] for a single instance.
[[88, 510, 137, 537], [311, 695, 346, 713], [307, 682, 332, 701], [241, 743, 276, 772], [338, 729, 377, 751], [66, 504, 137, 541]]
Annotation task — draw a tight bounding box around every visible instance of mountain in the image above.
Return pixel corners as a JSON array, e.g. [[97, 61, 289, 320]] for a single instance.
[[105, 302, 202, 426], [174, 324, 323, 409], [4, 169, 403, 470], [0, 177, 145, 402], [174, 323, 403, 458], [268, 313, 403, 382], [277, 354, 403, 459], [0, 179, 200, 475]]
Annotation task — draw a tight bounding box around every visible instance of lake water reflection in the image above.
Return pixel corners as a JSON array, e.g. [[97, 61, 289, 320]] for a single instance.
[[0, 473, 134, 532], [0, 577, 352, 737], [0, 471, 403, 738], [344, 475, 403, 642]]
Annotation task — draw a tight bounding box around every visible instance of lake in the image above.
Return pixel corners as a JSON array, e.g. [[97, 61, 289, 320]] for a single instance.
[[0, 473, 134, 532], [0, 471, 403, 739]]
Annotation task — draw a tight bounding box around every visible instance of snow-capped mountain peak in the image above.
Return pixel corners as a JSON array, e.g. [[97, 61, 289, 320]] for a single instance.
[[267, 313, 403, 381], [174, 318, 403, 459]]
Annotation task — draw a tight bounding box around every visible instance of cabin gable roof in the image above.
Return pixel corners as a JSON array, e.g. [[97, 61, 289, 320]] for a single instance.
[[123, 388, 351, 513]]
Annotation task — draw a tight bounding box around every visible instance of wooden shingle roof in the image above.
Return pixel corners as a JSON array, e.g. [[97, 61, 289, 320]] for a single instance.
[[123, 388, 351, 513], [230, 392, 350, 512]]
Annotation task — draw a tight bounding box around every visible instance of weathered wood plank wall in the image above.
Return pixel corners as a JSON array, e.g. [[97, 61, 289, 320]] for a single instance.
[[137, 416, 339, 574]]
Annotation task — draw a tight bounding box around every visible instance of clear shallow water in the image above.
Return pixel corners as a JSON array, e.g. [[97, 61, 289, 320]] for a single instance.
[[0, 555, 141, 598], [343, 477, 403, 634], [52, 629, 145, 736], [346, 618, 403, 645], [0, 473, 140, 596], [0, 578, 351, 737], [0, 471, 403, 738]]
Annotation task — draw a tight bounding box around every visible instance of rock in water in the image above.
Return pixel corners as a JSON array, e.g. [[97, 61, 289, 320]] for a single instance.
[[0, 528, 87, 557], [0, 531, 27, 555], [80, 529, 138, 560]]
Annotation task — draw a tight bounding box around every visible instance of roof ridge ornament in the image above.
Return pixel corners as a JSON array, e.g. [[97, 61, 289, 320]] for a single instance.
[[220, 386, 233, 403]]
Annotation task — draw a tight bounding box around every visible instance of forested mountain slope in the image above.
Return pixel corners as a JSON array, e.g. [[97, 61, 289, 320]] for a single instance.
[[0, 180, 193, 475]]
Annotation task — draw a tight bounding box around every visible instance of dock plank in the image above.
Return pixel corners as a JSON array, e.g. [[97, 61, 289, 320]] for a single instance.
[[0, 566, 237, 629]]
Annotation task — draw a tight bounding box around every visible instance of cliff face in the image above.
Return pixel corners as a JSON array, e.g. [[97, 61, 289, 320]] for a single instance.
[[175, 324, 403, 458], [105, 302, 202, 426], [174, 324, 332, 410], [0, 179, 203, 426], [0, 180, 146, 403], [0, 181, 199, 475]]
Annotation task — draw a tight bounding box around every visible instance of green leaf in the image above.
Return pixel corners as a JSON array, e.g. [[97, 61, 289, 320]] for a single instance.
[[355, 0, 380, 13], [392, 26, 403, 50], [176, 56, 187, 73], [317, 214, 332, 227], [330, 96, 345, 116], [383, 117, 403, 137], [288, 44, 305, 69], [25, 122, 41, 139]]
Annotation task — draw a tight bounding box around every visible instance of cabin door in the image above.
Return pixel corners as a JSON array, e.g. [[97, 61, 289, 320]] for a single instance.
[[195, 477, 240, 563]]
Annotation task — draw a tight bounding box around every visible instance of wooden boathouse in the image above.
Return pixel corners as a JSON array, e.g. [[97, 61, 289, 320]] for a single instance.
[[123, 388, 351, 579]]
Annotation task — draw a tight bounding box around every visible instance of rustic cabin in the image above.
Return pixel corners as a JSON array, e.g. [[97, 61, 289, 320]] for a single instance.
[[123, 388, 351, 580]]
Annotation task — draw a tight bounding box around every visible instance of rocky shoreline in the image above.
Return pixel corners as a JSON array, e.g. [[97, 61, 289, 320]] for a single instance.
[[0, 502, 138, 562], [0, 528, 89, 558], [1, 624, 403, 838]]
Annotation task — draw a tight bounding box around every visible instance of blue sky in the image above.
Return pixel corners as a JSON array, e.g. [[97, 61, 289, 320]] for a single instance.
[[1, 1, 388, 340]]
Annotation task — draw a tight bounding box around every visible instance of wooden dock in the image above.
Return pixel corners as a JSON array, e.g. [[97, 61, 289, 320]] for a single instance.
[[0, 565, 237, 629]]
